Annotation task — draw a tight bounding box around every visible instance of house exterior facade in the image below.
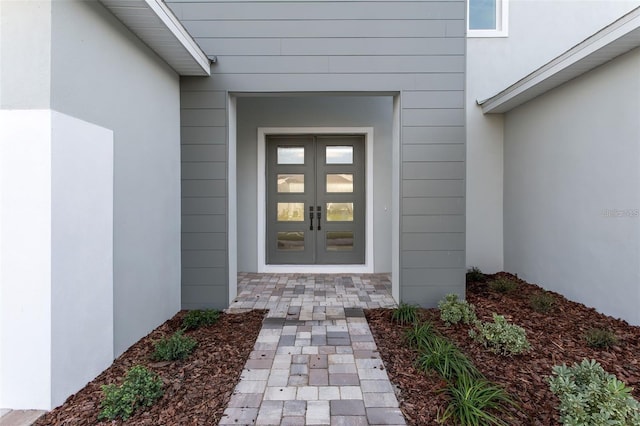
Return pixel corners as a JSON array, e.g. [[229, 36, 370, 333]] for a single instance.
[[1, 0, 639, 413]]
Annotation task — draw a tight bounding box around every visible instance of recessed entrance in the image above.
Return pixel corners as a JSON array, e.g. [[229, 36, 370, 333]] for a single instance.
[[266, 134, 365, 265]]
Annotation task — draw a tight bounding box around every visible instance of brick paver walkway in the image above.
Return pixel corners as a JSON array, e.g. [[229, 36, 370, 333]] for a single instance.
[[220, 273, 406, 426]]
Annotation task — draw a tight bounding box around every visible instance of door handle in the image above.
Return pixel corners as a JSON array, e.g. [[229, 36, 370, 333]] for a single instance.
[[316, 206, 322, 231], [309, 206, 314, 231]]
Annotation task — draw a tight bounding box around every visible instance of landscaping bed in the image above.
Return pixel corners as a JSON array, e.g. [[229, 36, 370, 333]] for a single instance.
[[34, 310, 265, 426], [366, 272, 640, 425]]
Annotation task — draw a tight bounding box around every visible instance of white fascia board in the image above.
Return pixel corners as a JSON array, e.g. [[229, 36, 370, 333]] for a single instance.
[[480, 6, 640, 114], [99, 0, 210, 76]]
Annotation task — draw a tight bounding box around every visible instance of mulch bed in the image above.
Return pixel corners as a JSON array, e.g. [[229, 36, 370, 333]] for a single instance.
[[366, 272, 640, 425], [34, 310, 265, 426]]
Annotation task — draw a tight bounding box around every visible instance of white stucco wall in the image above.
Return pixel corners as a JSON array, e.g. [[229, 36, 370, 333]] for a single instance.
[[503, 47, 640, 326], [236, 96, 394, 273], [466, 0, 640, 273], [0, 110, 53, 409], [50, 0, 182, 357]]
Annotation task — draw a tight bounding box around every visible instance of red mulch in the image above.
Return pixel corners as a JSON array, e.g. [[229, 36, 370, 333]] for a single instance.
[[366, 272, 640, 425], [34, 310, 265, 426]]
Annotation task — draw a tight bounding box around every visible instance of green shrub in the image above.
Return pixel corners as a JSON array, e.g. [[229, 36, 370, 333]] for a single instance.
[[152, 330, 197, 361], [549, 359, 640, 426], [392, 302, 420, 325], [182, 309, 220, 330], [529, 292, 556, 313], [488, 277, 518, 293], [470, 314, 531, 356], [466, 266, 486, 283], [416, 336, 481, 382], [438, 294, 477, 326], [405, 321, 438, 350], [439, 373, 515, 426], [584, 327, 618, 349], [98, 365, 163, 421]]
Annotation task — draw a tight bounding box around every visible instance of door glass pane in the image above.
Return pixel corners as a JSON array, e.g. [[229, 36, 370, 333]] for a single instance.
[[326, 174, 353, 193], [278, 174, 304, 193], [326, 146, 353, 164], [277, 147, 304, 164], [326, 231, 353, 251], [278, 203, 305, 221], [326, 203, 353, 221], [278, 231, 304, 251]]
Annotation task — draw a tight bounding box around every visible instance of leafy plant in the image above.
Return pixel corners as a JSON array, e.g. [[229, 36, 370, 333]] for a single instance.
[[549, 359, 640, 426], [98, 365, 163, 421], [416, 336, 481, 381], [182, 309, 220, 330], [440, 373, 515, 426], [438, 294, 477, 326], [466, 266, 486, 283], [405, 321, 438, 350], [392, 302, 420, 325], [152, 330, 197, 361], [470, 314, 531, 356], [529, 292, 556, 313], [584, 327, 618, 349], [488, 277, 518, 293]]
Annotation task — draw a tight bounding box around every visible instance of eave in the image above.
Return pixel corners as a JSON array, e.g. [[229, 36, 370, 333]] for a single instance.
[[99, 0, 210, 76], [479, 6, 640, 114]]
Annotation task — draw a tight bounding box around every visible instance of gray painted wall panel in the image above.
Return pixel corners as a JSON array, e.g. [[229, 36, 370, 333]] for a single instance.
[[181, 126, 227, 144], [182, 233, 227, 250], [168, 0, 466, 309], [181, 250, 227, 268], [402, 232, 465, 251], [403, 179, 464, 197], [182, 214, 226, 232], [402, 144, 465, 161], [403, 162, 465, 180], [402, 197, 464, 215], [402, 215, 465, 233], [182, 197, 227, 215], [181, 145, 227, 162]]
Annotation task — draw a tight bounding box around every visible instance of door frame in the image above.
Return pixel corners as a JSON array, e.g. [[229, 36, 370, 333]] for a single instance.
[[257, 127, 375, 273]]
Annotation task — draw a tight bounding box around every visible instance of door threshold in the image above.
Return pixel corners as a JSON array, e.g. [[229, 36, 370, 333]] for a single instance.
[[259, 264, 373, 274]]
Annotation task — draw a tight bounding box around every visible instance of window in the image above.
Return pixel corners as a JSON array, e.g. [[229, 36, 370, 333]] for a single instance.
[[468, 0, 508, 37]]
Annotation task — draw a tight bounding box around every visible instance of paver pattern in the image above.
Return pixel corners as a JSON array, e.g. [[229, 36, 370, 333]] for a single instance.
[[221, 273, 406, 426]]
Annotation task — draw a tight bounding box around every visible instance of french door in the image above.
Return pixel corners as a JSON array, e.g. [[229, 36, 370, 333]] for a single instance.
[[266, 134, 365, 265]]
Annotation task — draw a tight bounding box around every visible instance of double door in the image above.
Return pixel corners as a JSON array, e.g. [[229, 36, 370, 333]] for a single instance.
[[266, 134, 365, 265]]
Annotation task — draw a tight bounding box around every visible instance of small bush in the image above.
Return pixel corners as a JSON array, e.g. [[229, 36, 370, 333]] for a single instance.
[[182, 309, 220, 330], [466, 266, 486, 283], [405, 321, 438, 350], [549, 359, 640, 426], [470, 313, 531, 356], [488, 277, 518, 293], [584, 327, 618, 349], [438, 294, 477, 326], [439, 373, 515, 426], [529, 292, 556, 313], [152, 330, 197, 361], [416, 336, 481, 382], [392, 302, 420, 325], [98, 365, 163, 421]]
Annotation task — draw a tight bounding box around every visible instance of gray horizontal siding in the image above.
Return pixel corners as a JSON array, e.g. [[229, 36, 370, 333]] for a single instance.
[[169, 0, 466, 308]]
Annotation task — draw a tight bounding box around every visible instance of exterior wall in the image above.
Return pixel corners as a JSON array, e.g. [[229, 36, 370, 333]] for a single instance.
[[169, 0, 467, 308], [466, 0, 640, 273], [50, 0, 182, 356], [235, 96, 393, 273], [503, 47, 640, 326]]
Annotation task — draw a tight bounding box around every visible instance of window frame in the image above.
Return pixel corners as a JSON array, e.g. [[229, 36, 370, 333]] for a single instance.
[[467, 0, 509, 38]]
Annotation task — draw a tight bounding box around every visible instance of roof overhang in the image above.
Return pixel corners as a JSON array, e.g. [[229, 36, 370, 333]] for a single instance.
[[479, 6, 640, 114], [99, 0, 210, 76]]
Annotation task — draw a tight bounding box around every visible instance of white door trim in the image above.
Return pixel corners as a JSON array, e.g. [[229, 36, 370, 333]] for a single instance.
[[257, 127, 375, 273]]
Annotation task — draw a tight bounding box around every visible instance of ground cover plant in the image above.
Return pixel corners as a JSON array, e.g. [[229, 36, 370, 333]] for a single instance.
[[181, 308, 220, 330], [438, 293, 477, 326], [98, 365, 163, 421], [583, 327, 618, 349], [392, 302, 420, 325], [34, 310, 265, 425], [529, 291, 556, 313], [366, 272, 640, 425], [151, 330, 198, 361], [470, 313, 531, 356]]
